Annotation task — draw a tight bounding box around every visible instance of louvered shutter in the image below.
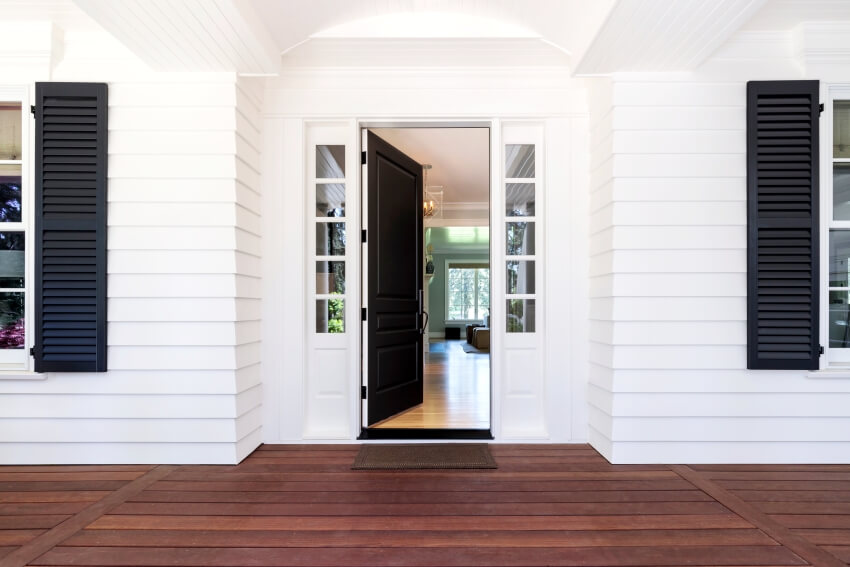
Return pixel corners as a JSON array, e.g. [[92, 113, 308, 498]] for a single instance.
[[33, 83, 107, 372], [747, 80, 819, 370]]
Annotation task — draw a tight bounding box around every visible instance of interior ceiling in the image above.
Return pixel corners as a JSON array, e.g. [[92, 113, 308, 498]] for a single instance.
[[248, 0, 615, 60], [741, 0, 850, 29], [370, 128, 489, 206]]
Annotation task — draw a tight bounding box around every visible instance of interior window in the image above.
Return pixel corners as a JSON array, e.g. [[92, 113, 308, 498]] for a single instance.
[[446, 263, 489, 321]]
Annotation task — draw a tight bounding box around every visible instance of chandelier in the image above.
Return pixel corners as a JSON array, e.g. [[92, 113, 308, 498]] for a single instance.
[[422, 164, 442, 218]]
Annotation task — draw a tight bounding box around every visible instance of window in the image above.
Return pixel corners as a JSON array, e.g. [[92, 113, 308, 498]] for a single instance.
[[446, 261, 489, 321], [313, 144, 347, 333], [827, 94, 850, 363], [0, 92, 28, 368], [505, 143, 537, 333]]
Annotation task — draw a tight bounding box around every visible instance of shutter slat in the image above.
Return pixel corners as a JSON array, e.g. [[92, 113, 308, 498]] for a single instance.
[[747, 80, 819, 370], [34, 82, 107, 373]]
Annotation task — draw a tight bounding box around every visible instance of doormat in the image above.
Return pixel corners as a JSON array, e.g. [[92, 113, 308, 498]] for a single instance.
[[352, 443, 497, 470], [462, 343, 489, 354]]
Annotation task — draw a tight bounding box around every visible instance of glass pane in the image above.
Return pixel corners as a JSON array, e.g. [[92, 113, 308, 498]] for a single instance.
[[316, 222, 346, 256], [316, 298, 345, 333], [830, 290, 850, 348], [316, 145, 345, 178], [0, 103, 22, 161], [835, 165, 850, 221], [830, 230, 850, 287], [316, 261, 345, 294], [507, 260, 535, 295], [448, 268, 475, 320], [477, 268, 490, 318], [0, 164, 22, 223], [316, 183, 345, 217], [506, 144, 535, 178], [506, 222, 535, 256], [506, 183, 535, 217], [0, 233, 24, 288], [835, 101, 850, 159], [0, 292, 24, 348], [507, 299, 535, 333]]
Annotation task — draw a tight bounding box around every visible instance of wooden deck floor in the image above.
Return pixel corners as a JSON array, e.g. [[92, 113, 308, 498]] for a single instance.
[[0, 445, 849, 566]]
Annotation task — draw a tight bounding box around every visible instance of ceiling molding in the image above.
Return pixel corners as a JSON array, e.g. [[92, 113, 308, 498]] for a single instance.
[[574, 0, 767, 75], [72, 0, 279, 74]]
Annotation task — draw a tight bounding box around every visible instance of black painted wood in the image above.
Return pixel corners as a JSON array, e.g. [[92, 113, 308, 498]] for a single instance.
[[747, 80, 820, 370], [33, 83, 107, 373], [365, 131, 423, 425]]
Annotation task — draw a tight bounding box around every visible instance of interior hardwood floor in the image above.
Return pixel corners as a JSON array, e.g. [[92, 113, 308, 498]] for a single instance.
[[3, 446, 850, 566], [374, 339, 490, 429]]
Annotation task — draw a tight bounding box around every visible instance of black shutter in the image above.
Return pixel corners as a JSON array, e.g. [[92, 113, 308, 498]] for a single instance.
[[747, 80, 819, 370], [33, 83, 107, 372]]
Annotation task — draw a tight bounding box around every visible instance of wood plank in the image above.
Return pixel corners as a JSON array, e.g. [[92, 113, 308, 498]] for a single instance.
[[792, 529, 850, 545], [0, 482, 128, 492], [733, 490, 850, 503], [0, 531, 45, 546], [88, 513, 753, 531], [0, 516, 69, 530], [692, 465, 850, 472], [671, 465, 846, 567], [163, 470, 681, 481], [0, 492, 108, 503], [821, 546, 850, 562], [146, 479, 697, 492], [0, 503, 89, 516], [0, 466, 177, 567], [771, 515, 850, 529], [720, 480, 850, 491], [62, 528, 780, 548], [29, 545, 807, 566], [757, 502, 850, 515], [0, 466, 153, 473], [0, 472, 143, 482], [129, 489, 714, 504], [108, 500, 730, 517]]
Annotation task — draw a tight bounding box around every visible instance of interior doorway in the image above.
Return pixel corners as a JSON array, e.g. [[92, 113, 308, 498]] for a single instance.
[[361, 126, 491, 437]]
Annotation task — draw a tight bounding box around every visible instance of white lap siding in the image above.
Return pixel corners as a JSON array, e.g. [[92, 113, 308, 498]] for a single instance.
[[0, 29, 261, 464]]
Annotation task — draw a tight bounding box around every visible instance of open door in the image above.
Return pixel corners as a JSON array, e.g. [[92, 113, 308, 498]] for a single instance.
[[364, 130, 425, 426]]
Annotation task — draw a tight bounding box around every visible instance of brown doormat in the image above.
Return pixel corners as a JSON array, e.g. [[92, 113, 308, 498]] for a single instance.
[[352, 443, 497, 470]]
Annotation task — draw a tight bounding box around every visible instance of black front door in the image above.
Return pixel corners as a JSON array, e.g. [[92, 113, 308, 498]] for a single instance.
[[365, 130, 424, 426]]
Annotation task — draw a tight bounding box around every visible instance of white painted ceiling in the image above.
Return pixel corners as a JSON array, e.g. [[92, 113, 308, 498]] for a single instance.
[[370, 128, 489, 206], [742, 0, 850, 29], [249, 0, 615, 60]]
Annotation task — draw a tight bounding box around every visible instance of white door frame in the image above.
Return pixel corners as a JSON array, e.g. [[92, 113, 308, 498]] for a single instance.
[[357, 119, 496, 435]]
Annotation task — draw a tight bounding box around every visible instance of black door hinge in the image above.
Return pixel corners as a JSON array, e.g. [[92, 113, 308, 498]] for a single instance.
[[30, 105, 36, 116], [361, 307, 367, 321], [361, 151, 366, 165], [29, 346, 36, 356], [361, 385, 367, 399], [819, 103, 825, 116], [819, 345, 825, 356], [361, 229, 367, 243]]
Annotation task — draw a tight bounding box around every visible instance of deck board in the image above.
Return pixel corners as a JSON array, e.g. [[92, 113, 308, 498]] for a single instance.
[[0, 445, 848, 566]]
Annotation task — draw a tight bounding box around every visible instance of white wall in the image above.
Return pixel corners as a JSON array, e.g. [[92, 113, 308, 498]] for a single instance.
[[261, 38, 591, 443], [587, 28, 850, 463], [0, 23, 261, 464]]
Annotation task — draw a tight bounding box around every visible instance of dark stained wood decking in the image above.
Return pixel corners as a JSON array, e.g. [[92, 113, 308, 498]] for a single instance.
[[0, 445, 847, 566]]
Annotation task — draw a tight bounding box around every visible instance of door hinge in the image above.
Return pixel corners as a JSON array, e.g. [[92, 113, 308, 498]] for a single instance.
[[29, 346, 36, 356], [819, 345, 825, 356], [361, 229, 367, 243], [361, 151, 366, 165], [361, 307, 367, 321], [819, 103, 825, 116], [30, 105, 36, 116], [361, 385, 367, 399]]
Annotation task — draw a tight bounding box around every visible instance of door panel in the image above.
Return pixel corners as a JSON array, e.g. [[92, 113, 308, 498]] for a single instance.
[[365, 130, 424, 426]]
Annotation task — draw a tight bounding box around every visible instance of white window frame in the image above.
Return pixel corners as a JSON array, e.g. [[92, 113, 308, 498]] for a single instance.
[[444, 259, 490, 323], [0, 85, 33, 371]]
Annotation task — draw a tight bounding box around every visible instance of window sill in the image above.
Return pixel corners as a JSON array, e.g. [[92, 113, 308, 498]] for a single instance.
[[807, 369, 850, 379], [0, 371, 45, 381]]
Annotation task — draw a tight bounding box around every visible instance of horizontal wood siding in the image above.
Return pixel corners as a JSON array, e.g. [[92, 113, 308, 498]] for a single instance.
[[590, 39, 850, 462], [0, 33, 259, 463]]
